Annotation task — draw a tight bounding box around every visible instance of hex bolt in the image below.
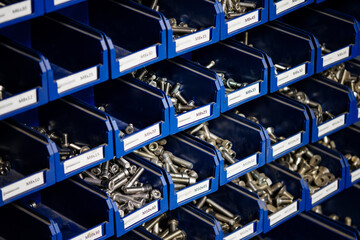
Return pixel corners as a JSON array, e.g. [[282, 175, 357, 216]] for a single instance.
[[205, 60, 216, 69], [159, 228, 170, 239], [83, 177, 106, 188], [220, 148, 236, 165], [69, 143, 90, 154], [176, 103, 195, 112], [172, 176, 196, 185], [62, 133, 69, 148], [124, 167, 145, 189], [276, 196, 292, 207], [116, 157, 131, 169], [196, 196, 207, 208], [163, 230, 186, 240], [206, 198, 234, 219], [123, 184, 152, 194], [125, 123, 135, 135], [278, 186, 294, 201], [239, 2, 256, 8], [174, 183, 187, 189], [111, 177, 128, 192], [151, 189, 162, 200], [170, 83, 188, 105], [153, 222, 160, 235], [168, 219, 178, 233], [171, 155, 193, 169], [214, 213, 236, 226], [145, 213, 167, 231], [165, 82, 171, 96], [172, 26, 197, 34]]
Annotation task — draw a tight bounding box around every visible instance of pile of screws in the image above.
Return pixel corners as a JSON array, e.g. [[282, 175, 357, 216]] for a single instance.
[[133, 139, 198, 191], [280, 86, 335, 125], [219, 0, 257, 19], [132, 68, 198, 114], [193, 196, 242, 234], [31, 126, 90, 160], [277, 146, 336, 194], [0, 156, 11, 176], [322, 63, 360, 104], [312, 205, 356, 228], [233, 111, 286, 144], [319, 136, 360, 172], [80, 157, 161, 218], [142, 213, 186, 240], [201, 60, 248, 94], [232, 170, 295, 214], [188, 122, 237, 168]]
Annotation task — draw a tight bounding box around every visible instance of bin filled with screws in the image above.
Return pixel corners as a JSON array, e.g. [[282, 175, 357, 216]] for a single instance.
[[318, 126, 360, 188], [187, 114, 266, 185], [321, 60, 360, 122], [233, 22, 315, 92], [218, 0, 268, 39], [193, 183, 264, 239], [130, 58, 221, 134], [80, 154, 168, 236], [279, 76, 357, 142], [184, 40, 268, 112], [140, 205, 221, 240], [0, 120, 56, 206], [0, 36, 49, 121], [232, 164, 306, 232], [132, 133, 219, 210], [311, 184, 360, 232], [131, 0, 220, 57], [276, 144, 345, 210], [17, 97, 114, 181], [232, 94, 310, 162], [86, 77, 170, 156], [282, 6, 359, 72]]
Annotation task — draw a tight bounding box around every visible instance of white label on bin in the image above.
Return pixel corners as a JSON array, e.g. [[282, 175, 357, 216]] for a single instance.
[[227, 82, 260, 106], [54, 0, 73, 5], [119, 46, 157, 72], [224, 222, 255, 240], [272, 133, 302, 157], [0, 0, 32, 24], [177, 105, 211, 128], [276, 64, 306, 87], [351, 169, 360, 183], [175, 29, 210, 52], [358, 107, 360, 119], [318, 115, 345, 137], [70, 225, 103, 240], [269, 201, 297, 226], [322, 46, 350, 67], [63, 147, 104, 174], [227, 10, 259, 34], [0, 89, 37, 116], [123, 200, 159, 229], [57, 67, 98, 94], [176, 179, 210, 203], [1, 172, 44, 201], [226, 154, 258, 179], [311, 180, 338, 204], [124, 124, 160, 151], [275, 0, 305, 14]]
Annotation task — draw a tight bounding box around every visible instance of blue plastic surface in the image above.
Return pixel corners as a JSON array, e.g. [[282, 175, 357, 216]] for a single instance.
[[310, 184, 360, 238], [280, 76, 358, 142], [193, 183, 265, 240], [232, 94, 310, 163], [281, 6, 360, 73], [131, 132, 220, 210], [0, 13, 110, 101], [14, 97, 115, 182], [0, 0, 44, 29], [268, 0, 313, 21], [219, 0, 268, 40], [0, 36, 48, 121], [77, 78, 170, 157], [80, 155, 169, 237], [262, 212, 358, 240], [184, 40, 269, 112], [232, 22, 315, 93], [237, 164, 307, 233], [343, 60, 360, 123], [326, 125, 360, 188], [131, 58, 221, 134], [139, 205, 222, 240], [0, 203, 60, 239], [59, 0, 167, 79], [19, 179, 115, 240], [156, 0, 221, 58], [45, 0, 87, 13], [0, 120, 56, 207]]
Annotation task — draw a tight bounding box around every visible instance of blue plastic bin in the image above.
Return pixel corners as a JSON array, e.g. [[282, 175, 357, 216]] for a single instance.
[[268, 0, 313, 21], [45, 0, 87, 13]]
